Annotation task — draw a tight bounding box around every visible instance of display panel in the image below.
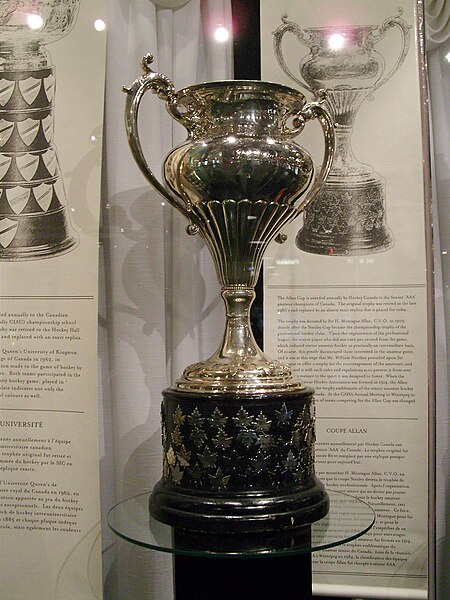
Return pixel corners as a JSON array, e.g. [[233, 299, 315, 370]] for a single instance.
[[261, 0, 432, 597], [0, 2, 106, 598]]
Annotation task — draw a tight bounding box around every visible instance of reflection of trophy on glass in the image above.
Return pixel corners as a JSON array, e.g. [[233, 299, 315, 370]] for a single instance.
[[124, 55, 334, 532], [0, 0, 79, 260], [273, 9, 410, 255]]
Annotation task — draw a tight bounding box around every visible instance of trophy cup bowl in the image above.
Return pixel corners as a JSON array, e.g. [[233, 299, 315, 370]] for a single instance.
[[0, 0, 79, 260], [273, 9, 411, 256], [124, 55, 335, 532]]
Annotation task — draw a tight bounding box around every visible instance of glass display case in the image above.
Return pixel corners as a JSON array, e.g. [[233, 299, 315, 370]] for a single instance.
[[108, 490, 375, 599], [0, 1, 447, 599]]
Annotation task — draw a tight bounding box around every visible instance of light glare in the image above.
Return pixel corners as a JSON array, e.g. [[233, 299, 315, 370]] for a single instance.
[[94, 19, 106, 32], [27, 13, 44, 30], [214, 26, 229, 43], [328, 33, 345, 50]]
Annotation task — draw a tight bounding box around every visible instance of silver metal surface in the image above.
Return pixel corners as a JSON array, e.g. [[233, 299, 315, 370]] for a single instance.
[[124, 55, 334, 394]]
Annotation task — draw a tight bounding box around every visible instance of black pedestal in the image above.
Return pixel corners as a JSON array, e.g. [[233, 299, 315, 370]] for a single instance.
[[107, 490, 376, 600], [174, 551, 312, 600], [150, 388, 328, 532]]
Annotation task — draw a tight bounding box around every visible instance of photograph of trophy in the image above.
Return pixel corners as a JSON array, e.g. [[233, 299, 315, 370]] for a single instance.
[[273, 9, 410, 255], [0, 0, 79, 260], [124, 55, 335, 532]]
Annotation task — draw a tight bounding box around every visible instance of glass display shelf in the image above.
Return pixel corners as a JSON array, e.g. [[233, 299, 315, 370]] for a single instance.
[[107, 489, 375, 558]]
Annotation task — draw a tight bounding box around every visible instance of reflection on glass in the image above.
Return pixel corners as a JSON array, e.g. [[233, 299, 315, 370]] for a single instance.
[[94, 18, 106, 32], [214, 26, 229, 42], [108, 489, 375, 557], [27, 13, 44, 30], [328, 33, 345, 50]]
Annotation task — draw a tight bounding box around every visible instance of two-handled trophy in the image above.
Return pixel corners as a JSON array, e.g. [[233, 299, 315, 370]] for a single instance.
[[124, 55, 334, 532], [273, 9, 410, 255], [0, 0, 79, 259]]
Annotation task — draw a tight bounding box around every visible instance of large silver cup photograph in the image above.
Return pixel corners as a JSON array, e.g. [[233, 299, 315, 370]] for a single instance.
[[273, 8, 411, 255], [124, 55, 334, 533], [0, 0, 79, 260]]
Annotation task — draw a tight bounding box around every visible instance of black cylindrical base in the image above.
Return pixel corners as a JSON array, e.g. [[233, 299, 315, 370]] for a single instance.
[[149, 387, 328, 533], [174, 551, 312, 600]]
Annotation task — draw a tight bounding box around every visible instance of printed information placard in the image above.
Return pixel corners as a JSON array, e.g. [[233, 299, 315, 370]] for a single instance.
[[0, 2, 106, 599], [261, 0, 431, 597]]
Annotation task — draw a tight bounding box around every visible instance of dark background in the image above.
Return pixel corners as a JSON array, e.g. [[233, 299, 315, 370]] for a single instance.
[[231, 1, 357, 598]]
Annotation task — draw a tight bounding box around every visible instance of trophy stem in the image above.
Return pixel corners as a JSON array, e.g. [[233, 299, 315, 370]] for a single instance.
[[218, 286, 261, 361], [176, 284, 304, 394]]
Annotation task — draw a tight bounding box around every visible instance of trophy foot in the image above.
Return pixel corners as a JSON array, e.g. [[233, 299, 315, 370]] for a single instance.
[[150, 388, 328, 532], [170, 515, 314, 553], [150, 477, 328, 533], [175, 287, 306, 395], [296, 179, 395, 256], [176, 356, 306, 394]]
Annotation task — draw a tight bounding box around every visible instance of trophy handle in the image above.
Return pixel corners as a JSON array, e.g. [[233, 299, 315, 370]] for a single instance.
[[273, 14, 315, 95], [290, 96, 335, 214], [369, 8, 411, 94], [123, 54, 190, 218]]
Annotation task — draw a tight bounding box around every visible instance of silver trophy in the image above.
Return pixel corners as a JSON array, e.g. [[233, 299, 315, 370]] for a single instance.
[[274, 9, 410, 255], [124, 55, 334, 532], [0, 0, 79, 260]]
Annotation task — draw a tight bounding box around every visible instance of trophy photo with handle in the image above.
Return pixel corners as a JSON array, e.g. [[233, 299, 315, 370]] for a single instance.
[[124, 54, 335, 533], [273, 8, 410, 256]]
